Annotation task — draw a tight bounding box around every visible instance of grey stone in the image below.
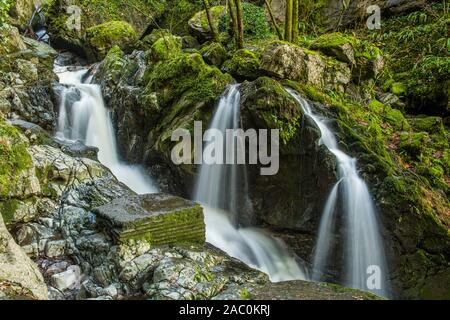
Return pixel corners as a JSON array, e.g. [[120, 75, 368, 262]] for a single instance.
[[94, 193, 205, 245]]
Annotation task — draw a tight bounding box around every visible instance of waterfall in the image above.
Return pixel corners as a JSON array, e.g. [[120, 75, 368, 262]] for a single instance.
[[287, 89, 388, 296], [194, 85, 306, 282], [54, 65, 157, 195]]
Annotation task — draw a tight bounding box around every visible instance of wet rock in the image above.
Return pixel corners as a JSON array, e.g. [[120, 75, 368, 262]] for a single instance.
[[94, 194, 205, 245], [50, 265, 81, 291]]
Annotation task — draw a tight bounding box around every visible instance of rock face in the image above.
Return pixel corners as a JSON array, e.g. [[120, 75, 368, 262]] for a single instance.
[[260, 41, 351, 92], [0, 25, 58, 130], [239, 78, 338, 232], [95, 194, 205, 245]]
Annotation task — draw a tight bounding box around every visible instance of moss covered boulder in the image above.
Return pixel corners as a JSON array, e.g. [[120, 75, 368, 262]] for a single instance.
[[200, 42, 228, 67], [188, 5, 225, 43], [310, 32, 384, 82], [222, 49, 261, 80], [147, 34, 183, 62], [86, 21, 138, 61], [94, 193, 205, 245], [260, 41, 351, 91]]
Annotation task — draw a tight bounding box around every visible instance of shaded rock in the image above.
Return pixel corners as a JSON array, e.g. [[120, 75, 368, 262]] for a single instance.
[[94, 194, 205, 245], [200, 42, 227, 67], [188, 6, 226, 43]]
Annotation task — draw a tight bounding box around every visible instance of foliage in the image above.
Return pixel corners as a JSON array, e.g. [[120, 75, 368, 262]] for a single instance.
[[0, 0, 13, 28], [219, 2, 271, 39]]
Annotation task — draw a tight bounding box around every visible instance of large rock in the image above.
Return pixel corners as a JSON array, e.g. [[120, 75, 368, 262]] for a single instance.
[[260, 41, 351, 91], [94, 194, 205, 245], [85, 21, 138, 61], [310, 32, 384, 82], [0, 213, 48, 299], [188, 6, 226, 43], [239, 78, 338, 231]]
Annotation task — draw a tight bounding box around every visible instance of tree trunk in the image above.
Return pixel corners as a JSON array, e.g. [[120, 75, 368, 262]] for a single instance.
[[229, 0, 239, 47], [234, 0, 244, 49], [292, 0, 299, 43], [202, 0, 220, 42], [264, 0, 283, 40], [284, 0, 293, 43]]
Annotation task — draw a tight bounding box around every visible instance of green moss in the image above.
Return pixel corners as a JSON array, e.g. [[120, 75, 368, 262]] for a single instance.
[[409, 116, 445, 134], [391, 82, 407, 96], [200, 42, 227, 67], [385, 108, 410, 131], [399, 132, 430, 156], [86, 20, 137, 59], [239, 288, 253, 300], [222, 49, 260, 80], [148, 35, 183, 62], [0, 199, 19, 224], [0, 120, 32, 199]]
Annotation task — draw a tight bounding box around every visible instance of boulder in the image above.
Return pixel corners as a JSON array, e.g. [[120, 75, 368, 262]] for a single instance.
[[0, 213, 48, 299], [86, 21, 138, 61], [239, 79, 338, 231], [94, 194, 205, 245], [222, 49, 261, 80], [260, 41, 351, 91], [188, 6, 226, 43], [200, 42, 228, 67]]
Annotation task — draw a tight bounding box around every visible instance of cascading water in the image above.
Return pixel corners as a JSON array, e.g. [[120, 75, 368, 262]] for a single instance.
[[55, 64, 157, 195], [194, 85, 306, 282], [287, 89, 388, 296]]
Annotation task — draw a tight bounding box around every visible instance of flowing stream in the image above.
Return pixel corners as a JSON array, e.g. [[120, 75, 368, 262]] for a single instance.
[[194, 85, 306, 282], [54, 65, 157, 194], [287, 89, 388, 296]]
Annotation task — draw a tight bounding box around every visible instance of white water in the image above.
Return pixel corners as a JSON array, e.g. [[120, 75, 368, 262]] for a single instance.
[[55, 66, 157, 195], [194, 85, 306, 282], [287, 89, 388, 296]]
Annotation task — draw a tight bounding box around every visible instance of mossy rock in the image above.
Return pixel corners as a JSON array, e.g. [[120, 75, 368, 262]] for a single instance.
[[0, 24, 27, 55], [200, 42, 228, 67], [86, 20, 138, 61], [409, 116, 445, 134], [385, 107, 410, 131], [188, 5, 226, 43], [311, 32, 383, 83], [147, 35, 183, 62], [94, 193, 205, 245], [222, 49, 261, 80], [239, 77, 302, 145], [0, 120, 33, 200], [398, 132, 430, 157]]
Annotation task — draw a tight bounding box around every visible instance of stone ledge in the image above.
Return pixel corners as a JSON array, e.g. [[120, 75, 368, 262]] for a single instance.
[[94, 193, 205, 246]]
